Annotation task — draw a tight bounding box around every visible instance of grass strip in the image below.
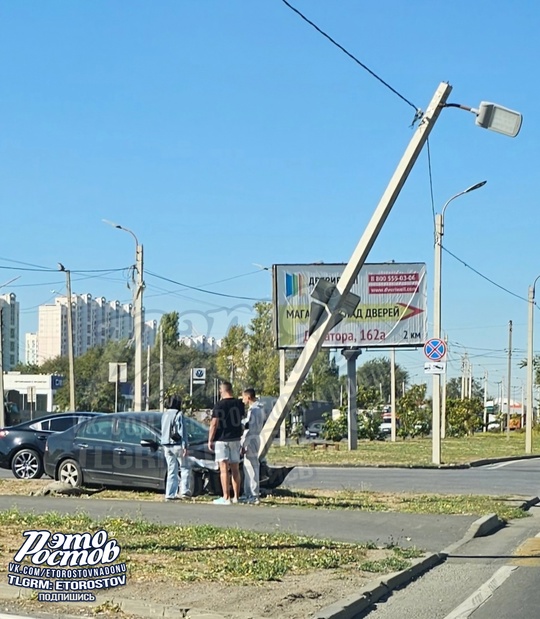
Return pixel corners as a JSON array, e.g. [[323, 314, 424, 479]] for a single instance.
[[0, 509, 422, 584], [269, 433, 540, 467]]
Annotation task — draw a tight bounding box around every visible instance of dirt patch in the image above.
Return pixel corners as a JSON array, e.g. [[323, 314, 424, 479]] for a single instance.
[[1, 568, 386, 619]]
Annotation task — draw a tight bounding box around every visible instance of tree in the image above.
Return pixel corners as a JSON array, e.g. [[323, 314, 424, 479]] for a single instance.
[[356, 357, 409, 404], [160, 312, 180, 348], [298, 350, 340, 404], [246, 302, 279, 395], [446, 377, 484, 400], [216, 325, 249, 389], [397, 383, 429, 437], [46, 340, 133, 412], [446, 397, 484, 437], [11, 362, 40, 374]]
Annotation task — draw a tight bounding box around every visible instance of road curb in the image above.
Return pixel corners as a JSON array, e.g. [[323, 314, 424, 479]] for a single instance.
[[468, 455, 540, 467], [277, 454, 540, 470], [313, 553, 445, 619]]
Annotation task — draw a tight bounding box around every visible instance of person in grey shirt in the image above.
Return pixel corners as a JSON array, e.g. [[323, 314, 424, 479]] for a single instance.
[[240, 388, 266, 504], [161, 395, 193, 500]]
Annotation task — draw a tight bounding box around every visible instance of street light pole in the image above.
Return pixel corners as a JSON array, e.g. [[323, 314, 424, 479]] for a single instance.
[[58, 264, 76, 411], [432, 180, 486, 464], [526, 276, 540, 453], [103, 221, 144, 411]]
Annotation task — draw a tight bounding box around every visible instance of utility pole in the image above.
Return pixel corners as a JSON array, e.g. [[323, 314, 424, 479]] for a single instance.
[[145, 344, 151, 411], [506, 320, 513, 439], [483, 370, 488, 432], [259, 82, 453, 459], [390, 348, 397, 442], [526, 277, 539, 453], [58, 264, 76, 411], [103, 221, 144, 411], [159, 323, 164, 412], [441, 335, 448, 440], [433, 180, 485, 464], [134, 242, 144, 411]]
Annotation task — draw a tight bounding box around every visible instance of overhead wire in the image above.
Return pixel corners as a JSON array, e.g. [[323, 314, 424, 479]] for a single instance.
[[145, 270, 268, 302], [441, 245, 529, 303], [279, 0, 421, 119]]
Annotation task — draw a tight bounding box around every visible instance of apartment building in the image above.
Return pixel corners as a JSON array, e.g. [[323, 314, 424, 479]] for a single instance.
[[25, 332, 39, 365], [0, 292, 20, 371], [179, 335, 222, 353], [36, 294, 156, 363]]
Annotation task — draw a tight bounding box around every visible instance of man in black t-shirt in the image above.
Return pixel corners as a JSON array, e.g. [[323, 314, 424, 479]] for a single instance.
[[208, 381, 245, 505]]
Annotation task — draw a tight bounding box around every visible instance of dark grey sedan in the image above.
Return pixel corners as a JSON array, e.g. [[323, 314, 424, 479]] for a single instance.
[[0, 412, 102, 479], [43, 412, 292, 495]]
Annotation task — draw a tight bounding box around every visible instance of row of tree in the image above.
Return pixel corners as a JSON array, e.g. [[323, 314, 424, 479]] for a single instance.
[[14, 303, 540, 435]]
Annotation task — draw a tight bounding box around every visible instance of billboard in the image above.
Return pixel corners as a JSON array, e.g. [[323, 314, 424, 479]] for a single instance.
[[273, 263, 427, 349]]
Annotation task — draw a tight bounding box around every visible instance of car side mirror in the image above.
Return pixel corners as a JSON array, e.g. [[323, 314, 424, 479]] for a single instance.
[[140, 439, 158, 450]]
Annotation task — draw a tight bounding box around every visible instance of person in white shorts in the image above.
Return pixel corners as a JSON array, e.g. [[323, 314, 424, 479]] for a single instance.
[[208, 381, 245, 505]]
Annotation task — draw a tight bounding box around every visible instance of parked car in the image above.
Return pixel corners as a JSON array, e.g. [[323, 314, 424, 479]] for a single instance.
[[305, 421, 324, 439], [44, 412, 293, 495], [0, 412, 103, 480]]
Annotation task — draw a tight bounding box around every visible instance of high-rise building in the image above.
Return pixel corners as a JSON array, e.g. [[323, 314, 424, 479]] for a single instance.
[[0, 293, 20, 371], [179, 335, 222, 353], [36, 294, 156, 363], [25, 332, 39, 365]]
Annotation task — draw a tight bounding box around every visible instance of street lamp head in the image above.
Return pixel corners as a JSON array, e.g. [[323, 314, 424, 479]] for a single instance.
[[475, 102, 522, 137], [465, 180, 487, 193], [102, 219, 121, 230]]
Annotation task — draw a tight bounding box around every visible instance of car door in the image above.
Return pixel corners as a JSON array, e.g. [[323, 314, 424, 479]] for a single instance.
[[112, 417, 164, 489], [72, 416, 115, 484]]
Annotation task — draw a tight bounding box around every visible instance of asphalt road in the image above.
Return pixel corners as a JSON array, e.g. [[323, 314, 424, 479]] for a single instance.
[[2, 457, 540, 496], [0, 494, 476, 552], [360, 505, 540, 619], [283, 458, 540, 497]]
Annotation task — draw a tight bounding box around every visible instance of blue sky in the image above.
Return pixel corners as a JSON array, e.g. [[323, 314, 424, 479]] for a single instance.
[[0, 0, 538, 400]]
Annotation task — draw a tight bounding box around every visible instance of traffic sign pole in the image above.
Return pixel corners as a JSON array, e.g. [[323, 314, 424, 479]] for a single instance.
[[424, 337, 447, 464]]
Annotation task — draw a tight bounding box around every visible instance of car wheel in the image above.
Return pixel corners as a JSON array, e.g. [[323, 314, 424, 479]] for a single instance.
[[57, 459, 83, 487], [11, 449, 43, 480]]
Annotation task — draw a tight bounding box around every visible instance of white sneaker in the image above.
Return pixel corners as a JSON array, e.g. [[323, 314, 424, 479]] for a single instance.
[[213, 497, 231, 505]]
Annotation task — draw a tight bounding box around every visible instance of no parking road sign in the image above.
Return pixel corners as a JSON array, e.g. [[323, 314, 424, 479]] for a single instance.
[[424, 338, 447, 361]]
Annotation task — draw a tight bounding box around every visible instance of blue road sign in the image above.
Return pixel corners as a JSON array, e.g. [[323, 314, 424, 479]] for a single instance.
[[424, 338, 447, 361]]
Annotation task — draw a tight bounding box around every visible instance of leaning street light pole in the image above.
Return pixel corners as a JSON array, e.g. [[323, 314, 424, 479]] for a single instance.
[[258, 83, 522, 460], [58, 264, 76, 411], [259, 82, 453, 458], [103, 220, 144, 411], [526, 276, 540, 453], [432, 180, 486, 464]]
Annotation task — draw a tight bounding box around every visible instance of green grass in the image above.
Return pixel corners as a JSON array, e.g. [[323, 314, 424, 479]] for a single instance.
[[264, 488, 528, 522], [270, 432, 540, 467], [0, 510, 421, 584]]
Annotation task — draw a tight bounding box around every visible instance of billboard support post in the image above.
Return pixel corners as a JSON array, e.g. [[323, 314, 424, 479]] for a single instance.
[[279, 350, 287, 446], [342, 349, 361, 450], [259, 81, 452, 459]]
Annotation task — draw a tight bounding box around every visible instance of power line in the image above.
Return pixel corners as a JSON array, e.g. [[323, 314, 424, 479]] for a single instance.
[[145, 270, 267, 302], [0, 263, 131, 274], [441, 245, 529, 303], [279, 0, 420, 117]]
